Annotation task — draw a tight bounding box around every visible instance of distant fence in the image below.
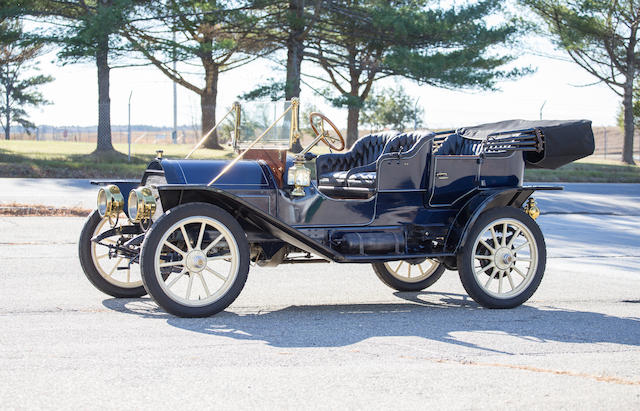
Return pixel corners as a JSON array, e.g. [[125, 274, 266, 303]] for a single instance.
[[591, 127, 640, 160], [5, 126, 205, 146]]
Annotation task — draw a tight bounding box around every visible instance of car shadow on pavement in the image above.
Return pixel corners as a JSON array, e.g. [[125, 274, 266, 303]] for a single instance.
[[102, 292, 640, 352]]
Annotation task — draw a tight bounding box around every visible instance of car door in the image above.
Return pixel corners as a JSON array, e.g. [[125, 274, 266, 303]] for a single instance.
[[428, 155, 480, 206]]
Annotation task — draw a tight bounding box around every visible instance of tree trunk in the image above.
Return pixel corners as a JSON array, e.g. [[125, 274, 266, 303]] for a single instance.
[[201, 64, 222, 150], [4, 90, 9, 141], [95, 37, 113, 152], [285, 0, 304, 100], [4, 67, 9, 140], [286, 33, 304, 152], [346, 105, 360, 148], [285, 41, 303, 99], [286, 0, 306, 153], [622, 79, 636, 165]]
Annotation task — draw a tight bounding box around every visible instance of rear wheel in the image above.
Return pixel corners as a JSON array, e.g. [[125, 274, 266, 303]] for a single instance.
[[373, 259, 445, 291], [78, 210, 146, 298], [457, 207, 546, 309], [140, 203, 249, 317]]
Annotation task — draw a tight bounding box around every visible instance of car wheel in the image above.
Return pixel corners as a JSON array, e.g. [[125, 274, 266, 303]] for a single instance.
[[139, 202, 249, 318], [372, 259, 445, 291], [457, 207, 546, 309], [78, 210, 146, 298]]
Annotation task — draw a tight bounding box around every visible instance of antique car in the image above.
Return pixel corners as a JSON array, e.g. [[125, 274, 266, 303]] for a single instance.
[[78, 99, 595, 317]]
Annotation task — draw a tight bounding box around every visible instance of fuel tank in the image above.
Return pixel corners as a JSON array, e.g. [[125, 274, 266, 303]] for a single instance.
[[330, 230, 405, 256], [154, 159, 272, 189]]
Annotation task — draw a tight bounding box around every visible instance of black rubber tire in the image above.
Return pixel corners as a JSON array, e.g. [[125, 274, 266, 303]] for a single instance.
[[78, 210, 147, 298], [372, 260, 445, 291], [457, 207, 546, 309], [139, 202, 250, 318]]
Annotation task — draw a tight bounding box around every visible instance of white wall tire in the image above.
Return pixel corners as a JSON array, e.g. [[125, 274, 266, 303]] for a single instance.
[[78, 210, 146, 298], [372, 259, 445, 291], [140, 202, 249, 317], [457, 207, 546, 309]]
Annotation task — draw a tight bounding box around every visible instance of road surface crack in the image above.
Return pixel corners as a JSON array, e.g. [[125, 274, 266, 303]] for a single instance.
[[402, 355, 640, 386]]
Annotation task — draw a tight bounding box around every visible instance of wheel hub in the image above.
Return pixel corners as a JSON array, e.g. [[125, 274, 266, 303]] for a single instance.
[[185, 250, 207, 273], [494, 247, 514, 270]]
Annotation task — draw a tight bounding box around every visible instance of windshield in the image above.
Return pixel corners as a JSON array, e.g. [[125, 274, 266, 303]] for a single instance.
[[235, 100, 293, 150]]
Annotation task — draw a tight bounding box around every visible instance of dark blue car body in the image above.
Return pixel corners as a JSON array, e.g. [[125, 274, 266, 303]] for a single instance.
[[95, 118, 597, 268]]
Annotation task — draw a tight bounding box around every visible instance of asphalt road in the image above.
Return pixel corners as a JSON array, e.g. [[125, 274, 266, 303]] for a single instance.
[[0, 184, 639, 409]]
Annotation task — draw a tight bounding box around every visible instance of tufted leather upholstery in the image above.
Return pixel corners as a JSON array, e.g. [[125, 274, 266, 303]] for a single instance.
[[318, 170, 377, 188], [434, 133, 483, 155], [315, 131, 399, 180], [317, 130, 436, 189], [382, 130, 436, 156]]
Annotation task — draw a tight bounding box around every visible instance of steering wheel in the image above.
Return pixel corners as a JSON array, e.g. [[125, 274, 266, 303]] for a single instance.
[[309, 112, 346, 151]]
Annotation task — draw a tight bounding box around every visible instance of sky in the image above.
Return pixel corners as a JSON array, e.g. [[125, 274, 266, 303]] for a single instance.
[[28, 38, 621, 130]]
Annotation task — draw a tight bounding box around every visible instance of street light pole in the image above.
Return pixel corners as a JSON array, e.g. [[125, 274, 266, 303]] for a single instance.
[[539, 100, 547, 120], [128, 91, 133, 162], [172, 30, 177, 144]]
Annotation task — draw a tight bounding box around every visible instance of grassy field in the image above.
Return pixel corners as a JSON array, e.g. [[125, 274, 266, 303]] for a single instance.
[[1, 139, 639, 182], [0, 140, 234, 178], [524, 157, 640, 183]]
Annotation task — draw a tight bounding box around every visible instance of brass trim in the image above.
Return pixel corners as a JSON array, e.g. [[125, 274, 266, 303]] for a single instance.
[[233, 101, 241, 149], [290, 98, 301, 149], [97, 185, 124, 227], [524, 197, 540, 220], [128, 187, 157, 223]]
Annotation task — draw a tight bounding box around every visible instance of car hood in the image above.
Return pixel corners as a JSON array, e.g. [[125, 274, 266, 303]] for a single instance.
[[149, 159, 272, 189]]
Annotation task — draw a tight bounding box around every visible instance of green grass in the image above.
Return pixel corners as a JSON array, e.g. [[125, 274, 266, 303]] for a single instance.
[[1, 139, 639, 182], [524, 158, 640, 183], [0, 140, 233, 178]]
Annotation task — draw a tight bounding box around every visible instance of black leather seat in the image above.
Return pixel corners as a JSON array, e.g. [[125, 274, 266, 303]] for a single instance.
[[434, 133, 483, 155], [317, 130, 435, 191], [318, 170, 377, 188], [316, 131, 398, 182]]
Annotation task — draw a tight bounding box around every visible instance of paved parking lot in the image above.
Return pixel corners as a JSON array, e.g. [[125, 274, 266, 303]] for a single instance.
[[0, 183, 639, 409]]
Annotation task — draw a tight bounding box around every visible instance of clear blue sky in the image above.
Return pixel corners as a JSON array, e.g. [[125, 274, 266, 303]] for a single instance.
[[29, 38, 621, 130]]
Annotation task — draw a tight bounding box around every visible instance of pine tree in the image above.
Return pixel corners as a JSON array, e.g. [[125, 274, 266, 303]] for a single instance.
[[6, 0, 142, 153], [523, 0, 639, 165], [126, 1, 271, 149], [306, 0, 526, 147], [0, 18, 52, 140]]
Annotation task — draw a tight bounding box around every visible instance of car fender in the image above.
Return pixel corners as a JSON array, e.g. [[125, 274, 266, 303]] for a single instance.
[[156, 185, 343, 262], [444, 185, 562, 255]]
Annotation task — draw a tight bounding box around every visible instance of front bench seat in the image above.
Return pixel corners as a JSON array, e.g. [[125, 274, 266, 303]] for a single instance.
[[316, 131, 399, 188], [317, 130, 436, 190]]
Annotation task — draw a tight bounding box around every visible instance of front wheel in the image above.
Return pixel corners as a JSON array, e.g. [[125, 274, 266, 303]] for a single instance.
[[457, 207, 546, 309], [78, 210, 146, 298], [372, 259, 445, 291], [140, 202, 249, 317]]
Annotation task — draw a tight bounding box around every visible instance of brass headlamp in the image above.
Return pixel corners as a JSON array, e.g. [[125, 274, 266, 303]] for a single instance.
[[287, 161, 311, 197], [97, 185, 124, 226], [128, 187, 157, 223]]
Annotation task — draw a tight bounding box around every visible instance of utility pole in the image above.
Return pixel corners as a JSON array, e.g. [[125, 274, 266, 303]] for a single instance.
[[128, 91, 132, 162], [539, 100, 547, 120], [172, 30, 177, 144]]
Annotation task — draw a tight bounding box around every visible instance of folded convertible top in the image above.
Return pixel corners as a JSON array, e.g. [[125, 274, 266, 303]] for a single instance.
[[456, 119, 595, 169]]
